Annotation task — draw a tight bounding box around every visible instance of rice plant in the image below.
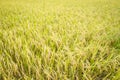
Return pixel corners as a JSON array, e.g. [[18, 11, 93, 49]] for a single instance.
[[0, 0, 120, 80]]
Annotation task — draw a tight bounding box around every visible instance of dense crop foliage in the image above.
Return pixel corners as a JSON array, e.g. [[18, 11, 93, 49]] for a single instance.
[[0, 0, 120, 80]]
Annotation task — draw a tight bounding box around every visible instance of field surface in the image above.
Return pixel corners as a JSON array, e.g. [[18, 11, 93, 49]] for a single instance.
[[0, 0, 120, 80]]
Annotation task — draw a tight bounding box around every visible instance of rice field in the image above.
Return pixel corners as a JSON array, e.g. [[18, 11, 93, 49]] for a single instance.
[[0, 0, 120, 80]]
